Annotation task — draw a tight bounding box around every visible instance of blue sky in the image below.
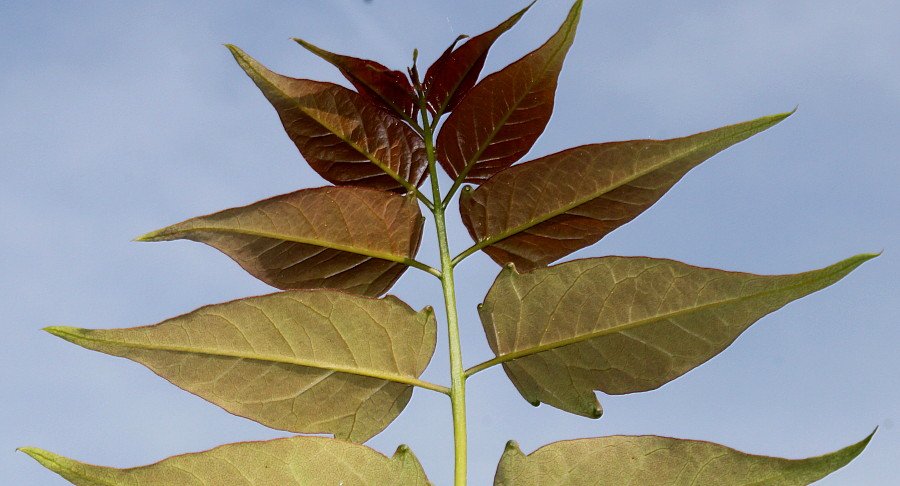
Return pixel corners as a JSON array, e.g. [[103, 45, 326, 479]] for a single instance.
[[2, 1, 898, 484]]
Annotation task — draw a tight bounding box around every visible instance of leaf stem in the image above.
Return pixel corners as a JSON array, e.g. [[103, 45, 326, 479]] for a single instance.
[[420, 96, 468, 486], [405, 259, 442, 278], [451, 243, 482, 267]]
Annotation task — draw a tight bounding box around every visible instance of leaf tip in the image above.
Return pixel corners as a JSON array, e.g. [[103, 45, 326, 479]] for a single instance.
[[43, 326, 78, 338], [292, 37, 316, 52], [18, 446, 54, 465], [590, 404, 603, 419], [133, 230, 159, 242]]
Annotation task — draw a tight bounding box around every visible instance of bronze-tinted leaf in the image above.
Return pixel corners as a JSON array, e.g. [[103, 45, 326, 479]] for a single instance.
[[494, 433, 873, 485], [423, 1, 533, 115], [22, 437, 433, 485], [436, 0, 582, 183], [459, 113, 791, 272], [228, 45, 427, 192], [137, 186, 424, 297], [46, 290, 438, 443], [294, 39, 417, 120], [477, 254, 874, 417]]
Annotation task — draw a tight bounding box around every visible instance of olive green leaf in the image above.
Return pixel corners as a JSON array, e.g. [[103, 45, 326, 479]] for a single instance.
[[494, 432, 873, 485], [457, 112, 791, 271], [137, 186, 428, 297], [21, 436, 433, 486], [436, 0, 582, 183], [46, 290, 440, 443], [227, 45, 427, 192], [474, 254, 875, 417]]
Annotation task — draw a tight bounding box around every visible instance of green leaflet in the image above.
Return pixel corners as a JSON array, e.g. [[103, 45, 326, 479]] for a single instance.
[[21, 437, 433, 486], [494, 433, 874, 485], [475, 254, 875, 417], [47, 290, 440, 443]]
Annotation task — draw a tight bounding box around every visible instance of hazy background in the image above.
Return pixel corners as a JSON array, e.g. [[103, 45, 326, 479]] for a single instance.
[[2, 1, 897, 484]]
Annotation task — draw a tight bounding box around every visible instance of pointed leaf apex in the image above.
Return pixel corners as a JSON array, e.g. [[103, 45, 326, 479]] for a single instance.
[[43, 326, 80, 338], [292, 38, 323, 56], [133, 229, 163, 242], [18, 447, 53, 465], [393, 444, 411, 456], [590, 405, 603, 418]]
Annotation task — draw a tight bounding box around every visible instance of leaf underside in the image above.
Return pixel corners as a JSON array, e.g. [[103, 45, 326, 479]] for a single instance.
[[494, 433, 873, 485], [21, 437, 433, 486], [436, 0, 582, 183], [47, 290, 437, 443], [460, 112, 791, 272], [137, 186, 424, 297], [295, 38, 417, 119], [228, 45, 427, 192], [423, 1, 533, 114], [479, 254, 875, 417]]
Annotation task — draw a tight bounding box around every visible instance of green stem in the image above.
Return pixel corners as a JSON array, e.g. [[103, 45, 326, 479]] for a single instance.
[[420, 99, 468, 486]]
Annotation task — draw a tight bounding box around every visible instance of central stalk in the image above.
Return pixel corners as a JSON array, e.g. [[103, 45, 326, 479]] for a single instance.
[[418, 95, 468, 485]]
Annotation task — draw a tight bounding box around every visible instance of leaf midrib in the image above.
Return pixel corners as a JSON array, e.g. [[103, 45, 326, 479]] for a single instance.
[[49, 327, 444, 392], [145, 226, 410, 265]]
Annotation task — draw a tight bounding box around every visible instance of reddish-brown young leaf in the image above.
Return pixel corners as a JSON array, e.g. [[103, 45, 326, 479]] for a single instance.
[[294, 39, 417, 120], [436, 0, 582, 183], [228, 45, 427, 192], [458, 113, 790, 272], [137, 186, 425, 297], [423, 1, 533, 115]]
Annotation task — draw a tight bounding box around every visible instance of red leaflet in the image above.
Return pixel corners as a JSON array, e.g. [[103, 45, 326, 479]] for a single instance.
[[295, 39, 417, 120], [228, 46, 427, 192], [138, 186, 425, 297], [423, 1, 533, 115], [436, 0, 581, 183]]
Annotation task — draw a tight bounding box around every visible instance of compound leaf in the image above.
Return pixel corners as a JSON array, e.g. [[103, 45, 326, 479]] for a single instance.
[[46, 290, 438, 443], [436, 0, 582, 183], [228, 45, 427, 192], [21, 437, 433, 486], [459, 112, 790, 272], [137, 186, 424, 297], [494, 433, 873, 486], [477, 254, 874, 417], [294, 39, 417, 120], [423, 1, 533, 115]]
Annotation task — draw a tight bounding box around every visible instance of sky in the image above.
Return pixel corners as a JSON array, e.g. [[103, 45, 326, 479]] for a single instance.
[[2, 0, 898, 484]]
